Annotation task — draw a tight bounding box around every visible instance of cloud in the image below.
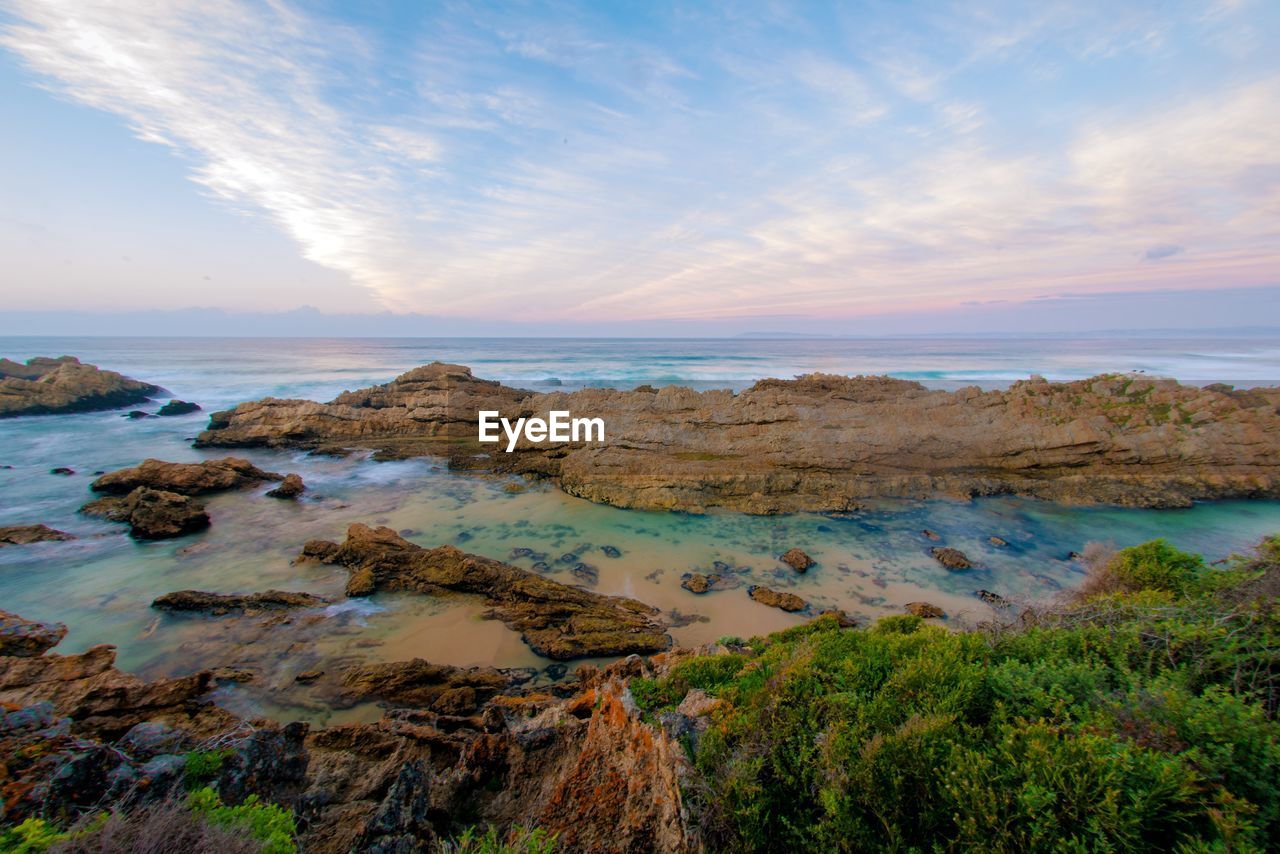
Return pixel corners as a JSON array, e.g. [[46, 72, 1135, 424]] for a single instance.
[[1, 0, 1277, 324], [1143, 244, 1184, 261]]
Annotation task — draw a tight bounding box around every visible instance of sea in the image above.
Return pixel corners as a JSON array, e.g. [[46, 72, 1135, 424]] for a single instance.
[[3, 335, 1279, 724]]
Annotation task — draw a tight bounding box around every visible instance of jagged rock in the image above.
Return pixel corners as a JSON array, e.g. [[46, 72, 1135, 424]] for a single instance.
[[0, 356, 162, 418], [81, 487, 210, 540], [0, 643, 229, 741], [157, 399, 201, 416], [196, 364, 1280, 512], [780, 547, 815, 572], [299, 524, 671, 660], [0, 609, 68, 656], [976, 589, 1011, 608], [748, 585, 807, 612], [90, 457, 282, 496], [931, 547, 972, 570], [337, 659, 521, 713], [267, 472, 306, 499], [0, 524, 75, 546], [905, 602, 945, 618], [681, 573, 712, 594], [151, 589, 330, 615]]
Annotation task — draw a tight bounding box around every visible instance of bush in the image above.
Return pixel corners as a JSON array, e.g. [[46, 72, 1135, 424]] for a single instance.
[[438, 824, 557, 853], [186, 787, 296, 853], [656, 536, 1280, 851]]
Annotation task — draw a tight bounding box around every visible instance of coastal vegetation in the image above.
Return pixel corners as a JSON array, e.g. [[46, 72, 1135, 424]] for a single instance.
[[631, 535, 1280, 851]]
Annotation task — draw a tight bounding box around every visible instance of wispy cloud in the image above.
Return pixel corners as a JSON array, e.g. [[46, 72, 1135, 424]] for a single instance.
[[1, 0, 1277, 323]]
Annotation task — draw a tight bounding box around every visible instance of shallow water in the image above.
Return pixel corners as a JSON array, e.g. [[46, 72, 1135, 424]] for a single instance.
[[2, 336, 1279, 724]]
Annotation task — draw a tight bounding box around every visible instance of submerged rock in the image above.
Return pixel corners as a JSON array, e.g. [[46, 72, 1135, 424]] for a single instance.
[[905, 602, 945, 618], [299, 524, 671, 660], [601, 545, 622, 558], [266, 472, 306, 499], [748, 585, 807, 612], [0, 356, 162, 418], [0, 609, 68, 657], [921, 529, 941, 541], [50, 467, 75, 476], [0, 524, 75, 546], [157, 399, 201, 416], [988, 536, 1009, 547], [570, 562, 599, 585], [780, 547, 815, 572], [931, 546, 972, 570], [681, 573, 712, 594], [91, 457, 282, 496], [81, 487, 210, 540], [975, 589, 1011, 608], [151, 589, 330, 614]]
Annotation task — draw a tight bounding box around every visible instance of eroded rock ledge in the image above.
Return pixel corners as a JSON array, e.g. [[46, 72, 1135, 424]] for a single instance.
[[300, 524, 673, 660], [0, 356, 162, 418], [196, 362, 1280, 512], [0, 611, 700, 853]]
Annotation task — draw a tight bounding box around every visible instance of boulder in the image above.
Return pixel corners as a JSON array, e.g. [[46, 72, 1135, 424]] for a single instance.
[[299, 524, 671, 660], [0, 609, 68, 657], [151, 589, 330, 615], [780, 547, 815, 572], [157, 400, 201, 416], [0, 356, 162, 418], [930, 547, 972, 570], [81, 487, 210, 540], [681, 573, 712, 594], [266, 472, 305, 499], [0, 524, 75, 546], [975, 589, 1011, 608], [905, 602, 945, 618], [988, 536, 1009, 547], [90, 457, 282, 496], [748, 585, 807, 612]]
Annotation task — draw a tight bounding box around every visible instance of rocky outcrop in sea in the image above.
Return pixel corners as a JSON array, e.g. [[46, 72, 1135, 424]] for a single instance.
[[0, 356, 162, 417], [195, 362, 1280, 512]]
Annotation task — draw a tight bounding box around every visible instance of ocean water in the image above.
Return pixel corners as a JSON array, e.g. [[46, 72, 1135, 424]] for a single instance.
[[2, 335, 1279, 724]]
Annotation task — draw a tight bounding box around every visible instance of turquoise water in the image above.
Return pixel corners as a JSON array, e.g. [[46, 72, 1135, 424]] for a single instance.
[[2, 336, 1279, 723]]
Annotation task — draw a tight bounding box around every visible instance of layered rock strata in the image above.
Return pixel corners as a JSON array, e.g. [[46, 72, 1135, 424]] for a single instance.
[[196, 363, 1280, 512], [0, 356, 162, 417]]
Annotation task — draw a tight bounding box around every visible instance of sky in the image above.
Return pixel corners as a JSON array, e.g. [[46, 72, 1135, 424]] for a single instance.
[[1, 0, 1278, 335]]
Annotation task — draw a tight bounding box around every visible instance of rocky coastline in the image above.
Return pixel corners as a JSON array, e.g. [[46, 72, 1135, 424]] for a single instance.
[[195, 362, 1280, 512]]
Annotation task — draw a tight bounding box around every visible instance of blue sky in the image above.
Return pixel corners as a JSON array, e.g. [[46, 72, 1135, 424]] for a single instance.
[[1, 0, 1278, 333]]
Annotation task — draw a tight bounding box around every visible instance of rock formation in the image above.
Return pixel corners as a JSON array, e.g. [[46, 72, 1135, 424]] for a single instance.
[[747, 585, 807, 612], [299, 524, 672, 660], [0, 609, 700, 852], [81, 487, 211, 540], [780, 547, 815, 572], [266, 472, 305, 498], [151, 590, 330, 615], [0, 524, 75, 546], [157, 399, 201, 416], [905, 602, 945, 618], [90, 457, 283, 495], [195, 363, 1280, 512], [0, 356, 162, 417], [930, 547, 972, 570], [0, 610, 67, 657]]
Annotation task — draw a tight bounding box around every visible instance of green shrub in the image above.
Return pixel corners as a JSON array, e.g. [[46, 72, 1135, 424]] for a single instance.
[[438, 824, 557, 853], [0, 818, 67, 853], [183, 747, 234, 786], [657, 536, 1280, 851], [186, 787, 296, 854]]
